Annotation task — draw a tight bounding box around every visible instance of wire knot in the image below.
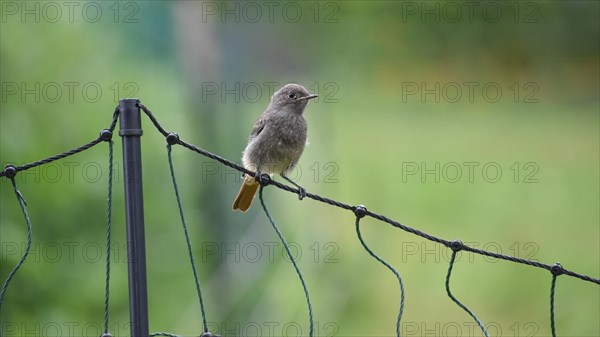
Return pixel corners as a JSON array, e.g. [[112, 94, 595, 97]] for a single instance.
[[99, 129, 113, 142], [100, 333, 112, 337], [200, 332, 221, 337], [166, 132, 180, 145], [354, 205, 368, 219], [450, 240, 464, 252], [3, 165, 17, 179], [550, 262, 564, 276]]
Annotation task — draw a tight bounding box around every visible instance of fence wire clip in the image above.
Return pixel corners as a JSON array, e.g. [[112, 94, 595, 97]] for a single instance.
[[100, 129, 113, 142], [450, 240, 464, 252], [551, 262, 565, 276], [2, 165, 17, 179], [166, 132, 180, 145], [354, 205, 368, 218], [255, 172, 271, 186]]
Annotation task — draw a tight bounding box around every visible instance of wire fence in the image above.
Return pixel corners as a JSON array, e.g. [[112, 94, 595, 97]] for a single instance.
[[1, 101, 599, 337]]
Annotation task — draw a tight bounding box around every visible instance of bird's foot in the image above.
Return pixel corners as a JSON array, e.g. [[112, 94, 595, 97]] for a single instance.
[[281, 174, 306, 200], [296, 187, 306, 200], [254, 171, 271, 186]]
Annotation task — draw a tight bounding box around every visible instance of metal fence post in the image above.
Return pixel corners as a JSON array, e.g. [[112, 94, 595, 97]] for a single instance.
[[119, 98, 149, 337]]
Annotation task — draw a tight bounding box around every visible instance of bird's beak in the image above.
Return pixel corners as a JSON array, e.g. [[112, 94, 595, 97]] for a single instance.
[[299, 94, 318, 101]]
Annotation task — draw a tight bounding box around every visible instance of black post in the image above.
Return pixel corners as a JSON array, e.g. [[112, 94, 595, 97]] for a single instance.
[[119, 98, 149, 337]]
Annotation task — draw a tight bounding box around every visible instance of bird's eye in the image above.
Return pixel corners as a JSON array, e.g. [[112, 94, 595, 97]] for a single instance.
[[288, 92, 296, 99]]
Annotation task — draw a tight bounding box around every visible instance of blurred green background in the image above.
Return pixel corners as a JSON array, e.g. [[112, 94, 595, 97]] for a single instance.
[[1, 1, 599, 336]]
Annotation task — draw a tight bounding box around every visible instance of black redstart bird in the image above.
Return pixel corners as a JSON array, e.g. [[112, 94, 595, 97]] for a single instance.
[[232, 83, 318, 212]]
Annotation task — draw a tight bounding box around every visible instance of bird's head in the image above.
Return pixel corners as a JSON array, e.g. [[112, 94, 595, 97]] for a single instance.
[[270, 83, 318, 114]]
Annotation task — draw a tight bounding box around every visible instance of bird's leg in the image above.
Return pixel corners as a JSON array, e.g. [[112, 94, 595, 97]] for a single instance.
[[281, 174, 306, 200], [253, 169, 264, 185]]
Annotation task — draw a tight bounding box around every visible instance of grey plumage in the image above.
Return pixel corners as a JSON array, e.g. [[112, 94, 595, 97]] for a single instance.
[[233, 83, 317, 211]]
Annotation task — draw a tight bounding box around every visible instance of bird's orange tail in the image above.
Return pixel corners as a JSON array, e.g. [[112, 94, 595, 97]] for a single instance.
[[232, 176, 259, 212]]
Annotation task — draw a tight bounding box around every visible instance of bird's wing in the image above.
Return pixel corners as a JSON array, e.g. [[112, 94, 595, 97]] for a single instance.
[[248, 115, 267, 141]]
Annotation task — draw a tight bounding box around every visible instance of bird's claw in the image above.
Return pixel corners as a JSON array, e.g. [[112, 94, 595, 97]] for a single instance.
[[254, 171, 270, 186], [297, 187, 306, 200], [253, 171, 262, 184]]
